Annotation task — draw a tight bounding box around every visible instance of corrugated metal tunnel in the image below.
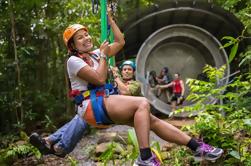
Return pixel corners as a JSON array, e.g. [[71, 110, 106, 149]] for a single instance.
[[117, 0, 248, 115]]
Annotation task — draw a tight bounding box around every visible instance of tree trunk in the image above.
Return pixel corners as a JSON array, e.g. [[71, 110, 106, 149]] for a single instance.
[[8, 0, 23, 125]]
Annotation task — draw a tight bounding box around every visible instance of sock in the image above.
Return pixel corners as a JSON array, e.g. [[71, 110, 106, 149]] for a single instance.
[[140, 147, 152, 160], [187, 138, 200, 151]]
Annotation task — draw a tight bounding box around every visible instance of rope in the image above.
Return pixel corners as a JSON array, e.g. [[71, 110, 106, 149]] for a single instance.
[[92, 0, 99, 14], [106, 18, 111, 42], [106, 1, 118, 42]]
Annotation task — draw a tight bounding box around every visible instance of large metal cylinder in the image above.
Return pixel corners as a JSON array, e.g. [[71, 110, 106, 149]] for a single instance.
[[136, 24, 228, 115], [117, 0, 247, 115]]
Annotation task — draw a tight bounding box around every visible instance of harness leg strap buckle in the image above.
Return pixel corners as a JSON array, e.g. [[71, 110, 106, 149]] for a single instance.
[[104, 89, 110, 98]]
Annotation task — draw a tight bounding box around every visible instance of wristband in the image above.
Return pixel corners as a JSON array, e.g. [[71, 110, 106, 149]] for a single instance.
[[100, 52, 107, 60]]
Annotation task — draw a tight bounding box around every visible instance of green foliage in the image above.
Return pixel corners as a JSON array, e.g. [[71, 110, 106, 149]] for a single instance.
[[99, 142, 123, 165], [221, 36, 239, 63], [98, 129, 163, 165], [127, 128, 139, 160], [4, 144, 41, 160], [215, 0, 251, 67], [42, 115, 57, 130], [0, 0, 102, 133], [179, 64, 251, 165], [239, 46, 251, 66], [0, 134, 19, 149], [214, 0, 251, 27], [162, 146, 193, 166], [151, 141, 161, 154], [115, 0, 155, 24], [67, 156, 78, 166], [0, 132, 41, 165]]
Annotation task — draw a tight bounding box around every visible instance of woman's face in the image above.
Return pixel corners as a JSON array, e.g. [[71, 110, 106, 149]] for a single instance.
[[174, 74, 179, 79], [72, 29, 93, 52], [122, 65, 134, 80], [162, 67, 168, 73], [161, 69, 165, 75]]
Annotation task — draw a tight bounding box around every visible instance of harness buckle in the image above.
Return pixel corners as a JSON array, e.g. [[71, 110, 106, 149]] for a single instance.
[[104, 89, 110, 98]]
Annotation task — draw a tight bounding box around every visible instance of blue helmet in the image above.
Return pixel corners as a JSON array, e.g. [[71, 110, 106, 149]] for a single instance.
[[120, 60, 136, 71]]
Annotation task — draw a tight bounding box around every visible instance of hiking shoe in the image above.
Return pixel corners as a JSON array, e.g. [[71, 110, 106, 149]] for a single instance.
[[29, 133, 53, 155], [193, 141, 223, 161], [133, 152, 161, 166]]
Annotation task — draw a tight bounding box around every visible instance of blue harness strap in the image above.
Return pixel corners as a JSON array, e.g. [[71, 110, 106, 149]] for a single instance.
[[90, 89, 102, 124], [103, 83, 118, 95], [89, 83, 117, 125]]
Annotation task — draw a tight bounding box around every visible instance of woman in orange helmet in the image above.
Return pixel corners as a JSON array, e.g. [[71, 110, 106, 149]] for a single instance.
[[64, 8, 223, 165]]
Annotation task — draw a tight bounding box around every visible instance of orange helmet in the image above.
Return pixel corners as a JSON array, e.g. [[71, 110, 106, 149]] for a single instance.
[[63, 24, 88, 47]]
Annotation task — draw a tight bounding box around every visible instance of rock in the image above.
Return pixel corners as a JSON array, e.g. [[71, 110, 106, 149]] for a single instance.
[[162, 143, 175, 151], [15, 140, 26, 146], [97, 132, 117, 144], [95, 142, 110, 155], [95, 142, 125, 157]]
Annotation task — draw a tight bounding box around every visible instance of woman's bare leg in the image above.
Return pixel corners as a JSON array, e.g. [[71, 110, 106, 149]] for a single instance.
[[104, 95, 191, 146], [149, 114, 191, 145], [157, 88, 162, 97], [171, 101, 176, 112], [165, 90, 170, 103], [104, 95, 151, 148]]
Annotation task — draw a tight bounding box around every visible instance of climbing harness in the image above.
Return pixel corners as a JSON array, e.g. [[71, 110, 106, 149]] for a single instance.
[[67, 51, 118, 125], [89, 84, 117, 124], [69, 83, 118, 125]]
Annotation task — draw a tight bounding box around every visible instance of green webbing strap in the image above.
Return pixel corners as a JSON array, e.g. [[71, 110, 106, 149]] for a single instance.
[[100, 0, 107, 43], [101, 0, 115, 83]]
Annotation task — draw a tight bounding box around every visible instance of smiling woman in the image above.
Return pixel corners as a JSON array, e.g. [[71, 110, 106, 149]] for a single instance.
[[72, 30, 93, 52]]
